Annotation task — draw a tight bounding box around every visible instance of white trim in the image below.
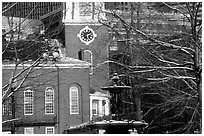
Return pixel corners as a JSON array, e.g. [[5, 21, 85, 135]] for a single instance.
[[3, 63, 90, 69], [45, 127, 55, 134], [45, 87, 55, 115], [84, 50, 93, 63], [77, 26, 97, 45], [3, 57, 91, 69], [63, 22, 102, 26], [69, 86, 79, 115]]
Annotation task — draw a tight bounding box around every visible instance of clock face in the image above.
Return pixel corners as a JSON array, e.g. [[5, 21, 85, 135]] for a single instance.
[[77, 26, 97, 45], [81, 29, 94, 42]]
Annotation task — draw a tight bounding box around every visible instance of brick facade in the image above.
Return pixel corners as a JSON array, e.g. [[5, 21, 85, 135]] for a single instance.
[[2, 59, 90, 134], [64, 24, 109, 93], [63, 2, 110, 94]]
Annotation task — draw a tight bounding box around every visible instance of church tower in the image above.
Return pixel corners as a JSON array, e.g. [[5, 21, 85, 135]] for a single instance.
[[62, 2, 109, 93]]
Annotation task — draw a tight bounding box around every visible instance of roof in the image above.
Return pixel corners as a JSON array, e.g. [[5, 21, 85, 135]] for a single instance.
[[2, 57, 91, 69], [90, 91, 110, 98], [54, 57, 91, 68], [58, 57, 90, 65]]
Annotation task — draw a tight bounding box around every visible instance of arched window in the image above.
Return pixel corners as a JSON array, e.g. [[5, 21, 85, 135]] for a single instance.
[[84, 50, 93, 64], [69, 86, 79, 114], [84, 50, 93, 74], [45, 87, 54, 114], [24, 88, 33, 115]]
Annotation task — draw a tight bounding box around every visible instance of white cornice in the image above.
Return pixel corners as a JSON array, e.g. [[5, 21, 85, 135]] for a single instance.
[[2, 63, 90, 69], [63, 23, 102, 26], [62, 20, 102, 26]]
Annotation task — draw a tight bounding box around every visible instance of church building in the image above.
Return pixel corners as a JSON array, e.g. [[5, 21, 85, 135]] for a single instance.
[[2, 2, 110, 134]]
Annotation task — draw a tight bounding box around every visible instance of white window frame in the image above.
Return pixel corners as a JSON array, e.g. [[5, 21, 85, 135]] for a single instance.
[[24, 127, 34, 134], [69, 86, 79, 114], [45, 87, 54, 114], [24, 88, 33, 115], [45, 127, 55, 134], [84, 50, 93, 74], [84, 50, 93, 64]]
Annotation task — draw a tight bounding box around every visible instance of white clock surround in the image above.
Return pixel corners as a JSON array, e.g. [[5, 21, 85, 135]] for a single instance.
[[77, 26, 97, 45]]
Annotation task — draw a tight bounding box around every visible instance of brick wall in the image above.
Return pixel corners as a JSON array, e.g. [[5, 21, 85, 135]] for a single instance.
[[65, 25, 110, 93], [2, 63, 90, 134]]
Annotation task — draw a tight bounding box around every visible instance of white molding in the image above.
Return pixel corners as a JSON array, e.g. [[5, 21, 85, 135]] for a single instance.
[[63, 21, 102, 26], [2, 63, 90, 69]]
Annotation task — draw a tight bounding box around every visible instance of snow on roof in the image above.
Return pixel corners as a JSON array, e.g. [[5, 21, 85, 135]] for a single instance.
[[90, 91, 110, 97], [3, 57, 91, 69], [58, 57, 91, 65]]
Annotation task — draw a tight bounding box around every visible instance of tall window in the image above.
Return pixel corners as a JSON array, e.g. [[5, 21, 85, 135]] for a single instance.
[[84, 50, 92, 64], [84, 50, 93, 74], [45, 127, 55, 134], [2, 98, 12, 115], [70, 86, 79, 114], [45, 87, 54, 114], [24, 127, 34, 134], [24, 88, 33, 115]]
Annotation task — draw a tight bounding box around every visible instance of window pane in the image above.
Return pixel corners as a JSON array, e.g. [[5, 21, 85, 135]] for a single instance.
[[46, 127, 54, 134], [46, 103, 54, 114]]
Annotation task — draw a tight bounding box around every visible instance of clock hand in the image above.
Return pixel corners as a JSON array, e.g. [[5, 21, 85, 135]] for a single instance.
[[87, 33, 92, 39]]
